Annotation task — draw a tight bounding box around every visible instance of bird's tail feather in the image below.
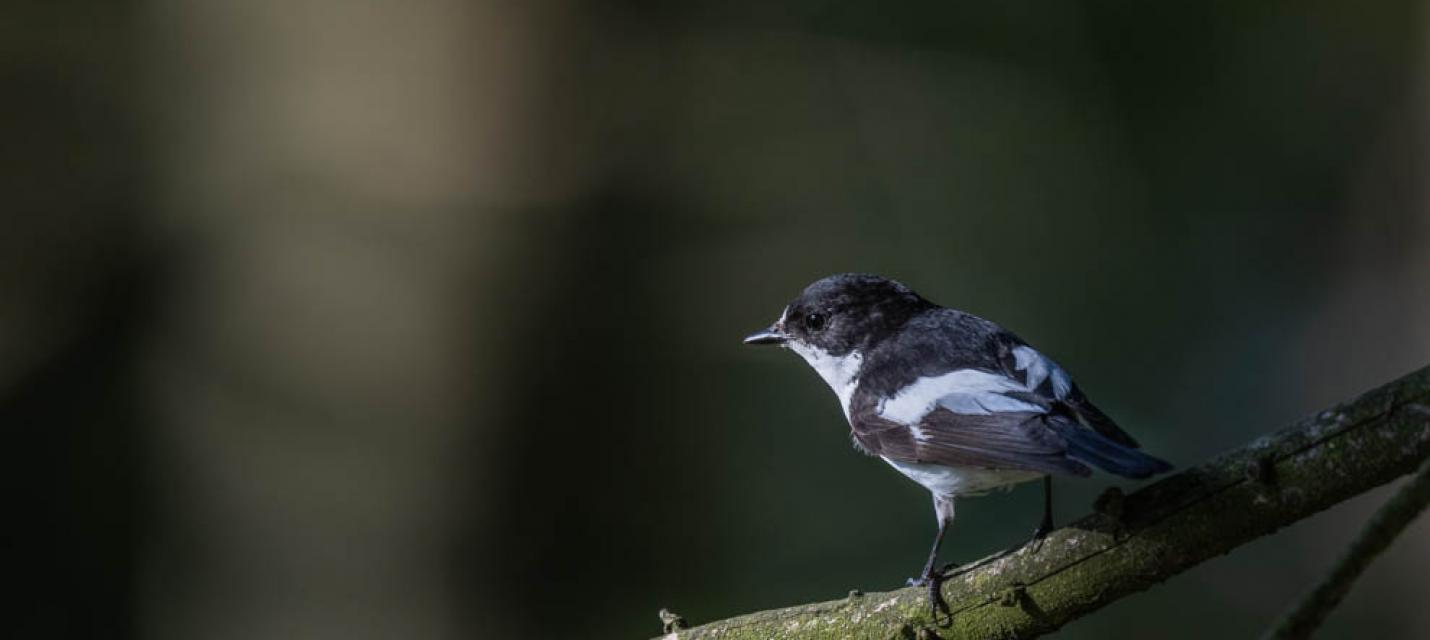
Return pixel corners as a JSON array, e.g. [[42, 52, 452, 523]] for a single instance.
[[1048, 418, 1172, 479]]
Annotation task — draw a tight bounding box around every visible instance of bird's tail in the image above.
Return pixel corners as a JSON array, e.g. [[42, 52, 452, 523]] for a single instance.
[[1048, 417, 1172, 479]]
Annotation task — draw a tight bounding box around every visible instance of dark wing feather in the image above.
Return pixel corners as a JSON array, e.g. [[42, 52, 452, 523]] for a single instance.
[[1063, 392, 1139, 448], [852, 406, 1092, 477]]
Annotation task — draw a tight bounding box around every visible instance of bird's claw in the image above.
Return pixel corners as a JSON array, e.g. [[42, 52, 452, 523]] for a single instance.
[[910, 569, 952, 622], [925, 572, 951, 621], [1026, 522, 1053, 553], [1031, 523, 1052, 540]]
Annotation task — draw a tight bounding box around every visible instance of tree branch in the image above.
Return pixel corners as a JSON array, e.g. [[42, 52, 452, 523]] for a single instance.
[[658, 365, 1430, 640], [1264, 455, 1430, 639]]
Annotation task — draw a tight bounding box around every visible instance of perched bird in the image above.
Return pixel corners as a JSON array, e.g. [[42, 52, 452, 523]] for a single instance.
[[744, 274, 1171, 614]]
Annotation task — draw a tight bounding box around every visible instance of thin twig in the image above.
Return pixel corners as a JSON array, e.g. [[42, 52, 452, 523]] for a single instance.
[[1264, 456, 1430, 640]]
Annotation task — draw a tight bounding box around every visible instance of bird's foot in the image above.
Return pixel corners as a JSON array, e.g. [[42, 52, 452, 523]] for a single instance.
[[910, 569, 952, 622], [1025, 521, 1053, 553], [1031, 522, 1052, 540]]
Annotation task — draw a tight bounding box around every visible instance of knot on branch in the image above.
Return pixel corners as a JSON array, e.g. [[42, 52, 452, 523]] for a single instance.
[[1094, 486, 1126, 537], [998, 583, 1029, 608], [1245, 454, 1277, 486], [658, 608, 688, 633]]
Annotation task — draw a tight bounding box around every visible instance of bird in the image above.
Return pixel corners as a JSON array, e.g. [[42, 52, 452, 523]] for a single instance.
[[743, 273, 1171, 615]]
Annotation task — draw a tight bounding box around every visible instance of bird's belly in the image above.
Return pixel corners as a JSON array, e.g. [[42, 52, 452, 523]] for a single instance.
[[880, 457, 1042, 497]]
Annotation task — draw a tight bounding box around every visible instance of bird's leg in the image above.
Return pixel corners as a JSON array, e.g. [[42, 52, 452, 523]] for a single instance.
[[1040, 475, 1055, 535], [908, 520, 946, 586], [907, 496, 954, 620], [937, 478, 1058, 580], [1030, 475, 1054, 542]]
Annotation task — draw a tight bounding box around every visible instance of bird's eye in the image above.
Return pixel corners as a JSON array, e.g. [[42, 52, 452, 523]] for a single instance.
[[805, 312, 826, 331]]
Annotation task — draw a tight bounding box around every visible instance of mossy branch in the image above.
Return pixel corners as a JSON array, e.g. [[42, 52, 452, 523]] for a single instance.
[[658, 365, 1430, 640]]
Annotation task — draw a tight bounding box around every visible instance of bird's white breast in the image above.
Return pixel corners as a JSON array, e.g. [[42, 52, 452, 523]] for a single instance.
[[786, 341, 862, 420], [881, 457, 1041, 497]]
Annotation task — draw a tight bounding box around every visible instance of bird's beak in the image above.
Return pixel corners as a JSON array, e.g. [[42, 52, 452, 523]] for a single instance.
[[743, 323, 787, 345]]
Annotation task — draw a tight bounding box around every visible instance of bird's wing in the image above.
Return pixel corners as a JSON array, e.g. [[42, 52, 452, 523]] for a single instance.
[[851, 403, 1092, 477], [851, 403, 1091, 477], [848, 334, 1157, 477]]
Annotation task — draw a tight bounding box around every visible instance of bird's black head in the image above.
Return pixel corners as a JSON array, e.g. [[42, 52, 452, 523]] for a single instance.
[[744, 273, 934, 356]]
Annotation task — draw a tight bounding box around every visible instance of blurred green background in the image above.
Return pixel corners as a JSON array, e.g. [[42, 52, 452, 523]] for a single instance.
[[7, 0, 1430, 638]]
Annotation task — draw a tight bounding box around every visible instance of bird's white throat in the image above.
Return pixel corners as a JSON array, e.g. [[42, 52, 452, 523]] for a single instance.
[[786, 341, 862, 420]]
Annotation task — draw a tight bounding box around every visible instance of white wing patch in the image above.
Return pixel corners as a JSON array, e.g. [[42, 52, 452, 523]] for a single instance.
[[937, 392, 1043, 415], [876, 345, 1074, 429], [1013, 345, 1071, 399], [877, 369, 1032, 424]]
